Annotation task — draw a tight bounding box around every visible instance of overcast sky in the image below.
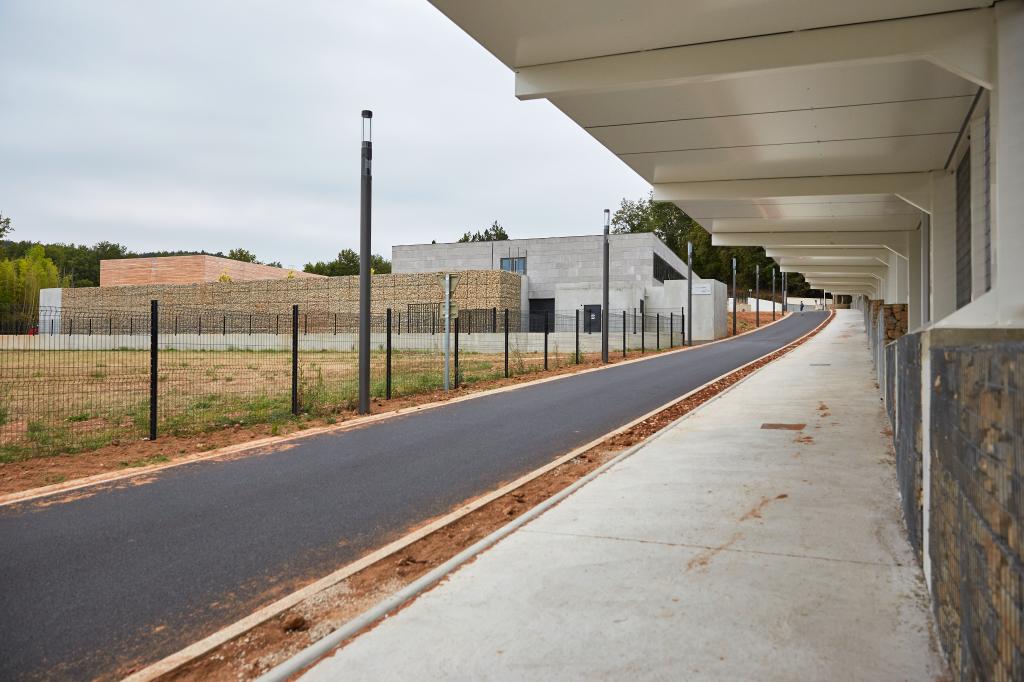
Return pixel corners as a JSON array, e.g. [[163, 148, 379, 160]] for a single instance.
[[0, 0, 649, 269]]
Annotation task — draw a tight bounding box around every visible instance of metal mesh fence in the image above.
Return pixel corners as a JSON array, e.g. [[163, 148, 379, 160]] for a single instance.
[[1, 304, 688, 459]]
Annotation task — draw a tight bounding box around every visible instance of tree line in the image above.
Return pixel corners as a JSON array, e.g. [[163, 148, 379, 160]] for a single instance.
[[610, 192, 813, 298]]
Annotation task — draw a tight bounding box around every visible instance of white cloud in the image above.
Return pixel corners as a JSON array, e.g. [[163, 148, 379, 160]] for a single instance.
[[0, 0, 649, 265]]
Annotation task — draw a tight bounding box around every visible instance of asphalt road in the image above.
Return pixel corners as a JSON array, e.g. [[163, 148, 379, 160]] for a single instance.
[[0, 311, 826, 679]]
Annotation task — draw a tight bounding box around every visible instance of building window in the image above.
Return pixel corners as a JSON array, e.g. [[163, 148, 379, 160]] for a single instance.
[[500, 257, 526, 275], [955, 146, 972, 309], [982, 109, 992, 293], [653, 253, 683, 283]]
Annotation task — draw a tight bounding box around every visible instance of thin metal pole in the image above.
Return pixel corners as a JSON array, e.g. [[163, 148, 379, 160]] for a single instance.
[[443, 274, 451, 392], [601, 208, 610, 363], [454, 316, 460, 388], [670, 312, 674, 348], [358, 109, 373, 415], [149, 300, 158, 441], [504, 308, 509, 378], [755, 264, 760, 327], [686, 241, 693, 345], [575, 308, 580, 364], [543, 313, 549, 370], [385, 308, 392, 400], [681, 307, 686, 344], [291, 305, 299, 415], [641, 311, 645, 354], [772, 268, 777, 321], [492, 307, 497, 333], [622, 310, 626, 357], [732, 257, 737, 336], [656, 313, 660, 350]]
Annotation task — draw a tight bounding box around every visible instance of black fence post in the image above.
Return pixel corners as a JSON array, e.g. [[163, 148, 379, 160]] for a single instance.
[[108, 316, 112, 335], [575, 309, 580, 364], [543, 314, 549, 370], [149, 300, 158, 441], [454, 316, 460, 388], [88, 319, 92, 336], [504, 308, 509, 378], [276, 314, 280, 335], [492, 307, 497, 333], [622, 310, 626, 357], [633, 308, 636, 334], [670, 312, 674, 348], [386, 308, 392, 400], [129, 317, 132, 336], [304, 313, 308, 336], [69, 317, 74, 336], [198, 315, 202, 336], [291, 305, 299, 415], [334, 313, 338, 335], [656, 313, 660, 350], [641, 314, 645, 354], [248, 314, 252, 335], [397, 311, 401, 336]]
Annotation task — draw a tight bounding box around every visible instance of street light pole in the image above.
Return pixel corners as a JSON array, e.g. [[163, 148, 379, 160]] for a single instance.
[[601, 209, 610, 363], [755, 264, 760, 327], [731, 257, 737, 336], [771, 267, 776, 321], [686, 241, 693, 345], [358, 110, 373, 415], [783, 271, 788, 313]]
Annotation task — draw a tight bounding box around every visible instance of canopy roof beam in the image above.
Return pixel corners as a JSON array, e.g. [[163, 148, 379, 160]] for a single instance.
[[515, 8, 993, 100], [653, 173, 931, 202], [766, 248, 891, 263], [712, 231, 911, 257]]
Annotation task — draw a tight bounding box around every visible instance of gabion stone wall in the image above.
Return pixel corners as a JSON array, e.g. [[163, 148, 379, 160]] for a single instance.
[[929, 329, 1024, 681], [882, 303, 908, 342], [894, 331, 923, 560], [60, 270, 522, 319]]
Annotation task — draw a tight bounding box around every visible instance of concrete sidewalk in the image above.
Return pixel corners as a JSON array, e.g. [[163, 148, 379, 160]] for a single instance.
[[302, 310, 944, 681]]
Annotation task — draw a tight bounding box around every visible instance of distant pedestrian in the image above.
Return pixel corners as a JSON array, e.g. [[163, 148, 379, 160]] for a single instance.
[[799, 301, 804, 312]]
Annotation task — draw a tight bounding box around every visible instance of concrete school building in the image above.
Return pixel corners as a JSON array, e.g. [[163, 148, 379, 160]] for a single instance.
[[429, 1, 1024, 679], [392, 233, 728, 339]]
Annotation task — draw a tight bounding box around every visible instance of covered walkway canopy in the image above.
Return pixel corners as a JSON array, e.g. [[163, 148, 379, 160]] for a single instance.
[[430, 0, 1023, 329]]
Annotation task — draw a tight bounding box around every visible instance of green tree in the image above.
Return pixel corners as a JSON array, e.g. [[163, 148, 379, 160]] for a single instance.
[[458, 221, 509, 243], [611, 192, 813, 298], [0, 245, 69, 322], [303, 249, 391, 276], [0, 213, 11, 240], [227, 248, 259, 263]]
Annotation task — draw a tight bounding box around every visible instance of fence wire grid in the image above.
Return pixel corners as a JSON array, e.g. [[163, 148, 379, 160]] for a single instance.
[[1, 303, 689, 459]]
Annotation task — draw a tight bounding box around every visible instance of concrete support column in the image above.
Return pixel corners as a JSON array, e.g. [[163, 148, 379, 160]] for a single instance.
[[920, 214, 931, 325], [909, 229, 922, 330], [930, 171, 957, 319], [885, 253, 909, 304], [993, 0, 1024, 325]]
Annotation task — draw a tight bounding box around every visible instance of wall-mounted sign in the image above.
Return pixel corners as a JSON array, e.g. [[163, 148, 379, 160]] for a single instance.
[[692, 282, 712, 295]]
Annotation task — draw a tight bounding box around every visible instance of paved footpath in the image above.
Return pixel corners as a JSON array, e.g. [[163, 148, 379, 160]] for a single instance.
[[303, 309, 945, 681]]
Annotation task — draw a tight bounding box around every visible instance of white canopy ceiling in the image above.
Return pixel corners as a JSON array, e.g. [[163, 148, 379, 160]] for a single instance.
[[429, 0, 994, 294]]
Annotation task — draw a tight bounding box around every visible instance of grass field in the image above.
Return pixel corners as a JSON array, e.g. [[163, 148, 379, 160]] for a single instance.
[[0, 345, 578, 461]]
